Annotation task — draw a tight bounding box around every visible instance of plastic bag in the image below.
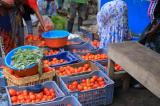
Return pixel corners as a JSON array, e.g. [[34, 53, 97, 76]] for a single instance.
[[38, 15, 54, 34]]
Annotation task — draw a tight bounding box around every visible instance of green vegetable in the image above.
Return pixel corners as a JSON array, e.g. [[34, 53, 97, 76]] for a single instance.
[[51, 15, 67, 30], [11, 48, 43, 70]]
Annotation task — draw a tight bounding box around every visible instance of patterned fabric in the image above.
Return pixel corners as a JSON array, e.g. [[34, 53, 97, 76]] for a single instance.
[[148, 0, 159, 21], [97, 0, 129, 49]]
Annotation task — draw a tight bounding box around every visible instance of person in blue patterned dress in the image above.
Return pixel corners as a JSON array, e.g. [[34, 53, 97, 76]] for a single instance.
[[97, 0, 130, 50]]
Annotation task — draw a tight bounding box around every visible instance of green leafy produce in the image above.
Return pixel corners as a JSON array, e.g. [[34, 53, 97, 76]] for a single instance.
[[11, 49, 43, 70], [51, 15, 67, 30]]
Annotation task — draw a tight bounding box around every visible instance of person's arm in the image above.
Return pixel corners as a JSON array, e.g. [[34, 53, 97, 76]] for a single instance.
[[0, 0, 14, 8], [25, 0, 46, 31]]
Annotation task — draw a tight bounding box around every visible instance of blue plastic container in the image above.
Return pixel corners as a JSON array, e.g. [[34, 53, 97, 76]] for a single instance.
[[69, 38, 84, 43], [43, 47, 63, 57], [42, 30, 70, 39], [59, 71, 114, 106], [6, 81, 65, 106], [21, 96, 82, 106], [63, 42, 95, 53], [75, 48, 108, 63], [43, 51, 79, 67], [5, 45, 39, 70], [94, 61, 108, 75], [80, 28, 94, 40]]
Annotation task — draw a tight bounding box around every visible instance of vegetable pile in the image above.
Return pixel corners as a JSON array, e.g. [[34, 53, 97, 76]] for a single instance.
[[103, 64, 123, 72], [80, 53, 107, 61], [44, 49, 60, 56], [9, 88, 56, 105], [51, 15, 67, 30], [43, 58, 68, 67], [57, 64, 91, 76], [11, 49, 43, 69], [66, 75, 106, 92], [25, 35, 45, 47]]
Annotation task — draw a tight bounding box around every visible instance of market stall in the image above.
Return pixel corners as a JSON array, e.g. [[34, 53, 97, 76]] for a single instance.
[[0, 28, 116, 106]]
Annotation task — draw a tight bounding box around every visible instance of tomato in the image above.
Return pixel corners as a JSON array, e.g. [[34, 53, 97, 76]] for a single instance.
[[97, 77, 104, 82], [22, 90, 28, 96], [18, 95, 24, 100], [77, 85, 83, 91], [11, 96, 18, 103], [30, 94, 36, 100], [9, 89, 17, 96], [36, 94, 43, 100], [92, 75, 98, 81], [72, 81, 78, 87]]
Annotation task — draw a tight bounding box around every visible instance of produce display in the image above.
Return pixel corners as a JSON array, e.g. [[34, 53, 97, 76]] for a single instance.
[[57, 64, 91, 76], [72, 49, 89, 53], [43, 58, 68, 67], [44, 49, 60, 56], [11, 49, 43, 69], [8, 87, 56, 105], [114, 64, 123, 72], [51, 15, 67, 30], [103, 64, 123, 72], [66, 75, 106, 91], [3, 27, 115, 106], [25, 35, 45, 47], [91, 40, 100, 48], [81, 53, 107, 61]]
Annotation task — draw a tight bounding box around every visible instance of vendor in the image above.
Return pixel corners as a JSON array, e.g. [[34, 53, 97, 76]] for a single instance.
[[97, 0, 130, 50], [0, 0, 47, 54]]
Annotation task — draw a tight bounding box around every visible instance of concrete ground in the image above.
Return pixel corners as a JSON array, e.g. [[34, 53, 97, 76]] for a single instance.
[[111, 87, 160, 106]]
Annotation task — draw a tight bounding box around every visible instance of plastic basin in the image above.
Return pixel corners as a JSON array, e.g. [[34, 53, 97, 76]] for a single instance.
[[5, 45, 40, 77], [42, 30, 70, 48]]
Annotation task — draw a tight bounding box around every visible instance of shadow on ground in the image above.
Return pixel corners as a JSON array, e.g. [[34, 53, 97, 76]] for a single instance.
[[110, 87, 160, 106]]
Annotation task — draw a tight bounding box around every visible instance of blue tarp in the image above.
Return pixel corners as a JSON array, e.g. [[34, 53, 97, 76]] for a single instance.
[[100, 0, 150, 35]]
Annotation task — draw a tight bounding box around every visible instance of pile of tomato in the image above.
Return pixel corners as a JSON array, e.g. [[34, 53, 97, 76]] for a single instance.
[[102, 64, 123, 72], [57, 64, 91, 76], [9, 88, 56, 105], [91, 40, 100, 48], [43, 58, 68, 67], [81, 53, 107, 61], [114, 64, 123, 72], [72, 49, 89, 53], [25, 34, 45, 47], [67, 75, 106, 92], [44, 49, 60, 56]]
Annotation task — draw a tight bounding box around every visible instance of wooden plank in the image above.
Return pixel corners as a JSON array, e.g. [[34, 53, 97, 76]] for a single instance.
[[108, 42, 160, 98]]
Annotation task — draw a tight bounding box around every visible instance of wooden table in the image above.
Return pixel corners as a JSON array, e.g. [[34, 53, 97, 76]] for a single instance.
[[108, 42, 160, 98]]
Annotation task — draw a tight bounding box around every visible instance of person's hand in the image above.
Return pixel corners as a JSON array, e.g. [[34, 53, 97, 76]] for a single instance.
[[43, 23, 54, 32]]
